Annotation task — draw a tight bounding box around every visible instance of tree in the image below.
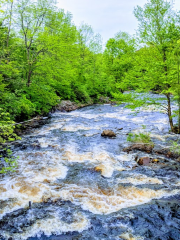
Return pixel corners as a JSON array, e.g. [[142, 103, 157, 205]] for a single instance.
[[114, 0, 180, 133], [104, 32, 135, 93], [15, 0, 57, 87]]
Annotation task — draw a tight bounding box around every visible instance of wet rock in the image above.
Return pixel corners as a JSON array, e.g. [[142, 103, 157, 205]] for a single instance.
[[123, 144, 154, 153], [128, 195, 180, 239], [0, 207, 49, 234], [152, 159, 159, 163], [137, 157, 151, 166], [56, 100, 93, 112], [56, 100, 78, 112], [14, 117, 50, 136], [154, 147, 180, 159], [99, 96, 111, 103], [101, 130, 116, 138]]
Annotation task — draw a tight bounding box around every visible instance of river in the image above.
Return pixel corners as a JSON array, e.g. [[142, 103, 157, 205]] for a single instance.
[[0, 103, 180, 240]]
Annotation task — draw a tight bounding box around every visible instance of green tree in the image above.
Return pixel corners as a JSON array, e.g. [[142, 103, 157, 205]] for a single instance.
[[114, 0, 180, 133], [104, 32, 135, 93]]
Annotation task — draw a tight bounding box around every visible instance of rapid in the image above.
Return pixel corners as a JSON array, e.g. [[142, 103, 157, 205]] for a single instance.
[[0, 102, 180, 240]]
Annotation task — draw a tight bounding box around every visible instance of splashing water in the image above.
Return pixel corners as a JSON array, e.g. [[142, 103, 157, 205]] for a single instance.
[[0, 103, 180, 240]]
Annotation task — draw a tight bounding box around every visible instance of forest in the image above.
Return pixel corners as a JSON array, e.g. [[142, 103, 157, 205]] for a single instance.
[[0, 0, 180, 144]]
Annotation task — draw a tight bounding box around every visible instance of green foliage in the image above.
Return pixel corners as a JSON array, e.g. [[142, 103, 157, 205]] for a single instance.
[[0, 0, 112, 122], [0, 147, 18, 174], [0, 0, 180, 137], [0, 108, 21, 143], [0, 107, 20, 174], [103, 32, 136, 93], [169, 141, 180, 155], [112, 0, 180, 133], [127, 132, 153, 144]]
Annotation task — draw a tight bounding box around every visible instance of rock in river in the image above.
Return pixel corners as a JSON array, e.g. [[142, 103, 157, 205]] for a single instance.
[[101, 130, 116, 137], [123, 143, 154, 153], [137, 157, 151, 166]]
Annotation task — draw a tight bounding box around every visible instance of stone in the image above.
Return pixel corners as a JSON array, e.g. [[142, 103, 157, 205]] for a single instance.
[[138, 157, 151, 166], [56, 100, 78, 112], [152, 159, 159, 163], [99, 96, 111, 103], [155, 148, 180, 159], [56, 100, 93, 112], [123, 144, 154, 153], [101, 130, 116, 137]]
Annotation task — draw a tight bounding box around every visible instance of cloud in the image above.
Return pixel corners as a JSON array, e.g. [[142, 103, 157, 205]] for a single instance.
[[58, 0, 180, 45]]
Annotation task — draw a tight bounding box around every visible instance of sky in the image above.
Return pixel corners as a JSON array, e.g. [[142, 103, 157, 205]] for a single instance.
[[58, 0, 180, 45]]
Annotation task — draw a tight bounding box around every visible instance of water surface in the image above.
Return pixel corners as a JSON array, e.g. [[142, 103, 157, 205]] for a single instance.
[[0, 103, 180, 240]]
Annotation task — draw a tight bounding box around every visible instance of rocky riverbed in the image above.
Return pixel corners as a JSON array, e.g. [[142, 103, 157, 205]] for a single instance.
[[0, 102, 180, 240]]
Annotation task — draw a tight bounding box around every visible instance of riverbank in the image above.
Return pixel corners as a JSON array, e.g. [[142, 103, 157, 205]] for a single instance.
[[14, 98, 115, 136]]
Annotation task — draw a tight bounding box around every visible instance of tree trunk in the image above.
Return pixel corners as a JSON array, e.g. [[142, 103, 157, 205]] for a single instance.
[[166, 93, 174, 132], [27, 69, 33, 87], [178, 99, 180, 134], [6, 0, 14, 48], [177, 55, 180, 134]]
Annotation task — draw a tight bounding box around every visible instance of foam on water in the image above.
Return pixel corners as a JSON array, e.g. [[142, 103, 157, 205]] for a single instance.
[[52, 184, 178, 215], [120, 232, 144, 240], [117, 174, 163, 185], [61, 123, 106, 131], [61, 144, 132, 177], [0, 150, 68, 218], [0, 102, 180, 239]]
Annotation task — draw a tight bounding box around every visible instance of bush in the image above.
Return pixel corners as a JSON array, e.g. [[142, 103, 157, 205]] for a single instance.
[[127, 132, 153, 144], [0, 108, 20, 174], [0, 148, 18, 174], [0, 108, 21, 143], [2, 93, 36, 121], [170, 141, 180, 155]]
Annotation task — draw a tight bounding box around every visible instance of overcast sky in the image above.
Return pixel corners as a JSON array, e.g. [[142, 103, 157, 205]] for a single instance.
[[58, 0, 180, 45]]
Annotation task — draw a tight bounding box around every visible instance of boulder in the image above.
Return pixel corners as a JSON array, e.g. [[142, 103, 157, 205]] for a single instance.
[[123, 144, 154, 153], [56, 100, 78, 112], [101, 130, 116, 138], [138, 157, 151, 166], [99, 96, 110, 103], [14, 117, 50, 136], [56, 100, 93, 112]]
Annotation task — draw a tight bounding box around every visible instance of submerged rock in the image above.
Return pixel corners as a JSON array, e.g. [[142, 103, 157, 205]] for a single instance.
[[101, 130, 116, 137]]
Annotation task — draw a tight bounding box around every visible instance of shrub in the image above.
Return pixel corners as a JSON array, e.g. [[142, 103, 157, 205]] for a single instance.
[[127, 132, 153, 144], [170, 141, 180, 155], [0, 108, 20, 174], [0, 148, 18, 174], [0, 108, 21, 143]]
